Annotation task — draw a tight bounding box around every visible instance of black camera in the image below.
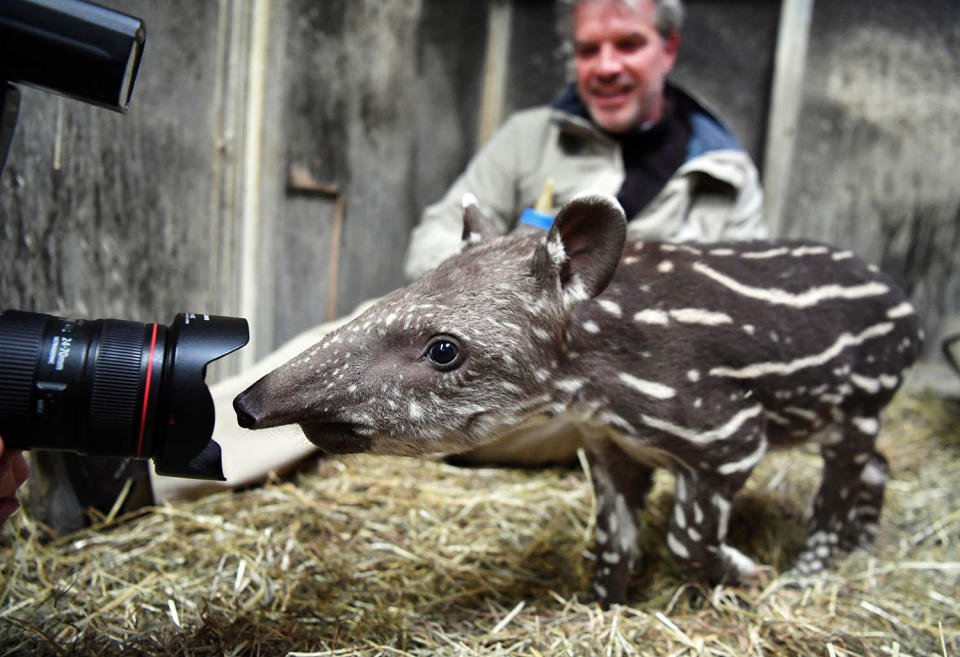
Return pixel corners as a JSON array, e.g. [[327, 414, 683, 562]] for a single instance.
[[0, 2, 251, 482], [0, 311, 248, 480]]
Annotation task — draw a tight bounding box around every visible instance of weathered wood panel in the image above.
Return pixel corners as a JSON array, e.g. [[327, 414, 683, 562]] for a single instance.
[[263, 0, 488, 348], [781, 0, 960, 358], [0, 1, 221, 322]]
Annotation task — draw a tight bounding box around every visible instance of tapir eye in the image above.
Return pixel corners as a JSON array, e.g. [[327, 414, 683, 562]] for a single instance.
[[424, 336, 464, 371]]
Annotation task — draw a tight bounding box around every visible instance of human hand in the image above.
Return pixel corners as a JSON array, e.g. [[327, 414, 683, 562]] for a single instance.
[[0, 436, 30, 526]]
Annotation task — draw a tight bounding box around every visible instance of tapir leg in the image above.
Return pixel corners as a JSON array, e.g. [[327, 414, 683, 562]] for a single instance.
[[792, 410, 888, 575], [664, 418, 767, 584], [586, 439, 655, 608], [666, 469, 760, 584]]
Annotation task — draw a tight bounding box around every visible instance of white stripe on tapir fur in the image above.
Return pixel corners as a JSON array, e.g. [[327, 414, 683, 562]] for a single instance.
[[692, 261, 890, 308], [639, 405, 763, 445], [710, 322, 896, 379], [617, 373, 676, 399]]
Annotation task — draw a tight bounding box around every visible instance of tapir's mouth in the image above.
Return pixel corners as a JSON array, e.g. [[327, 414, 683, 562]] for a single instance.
[[299, 421, 373, 454]]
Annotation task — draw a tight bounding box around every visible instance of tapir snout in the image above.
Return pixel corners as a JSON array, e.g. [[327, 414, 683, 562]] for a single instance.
[[233, 375, 374, 454], [232, 390, 260, 429]]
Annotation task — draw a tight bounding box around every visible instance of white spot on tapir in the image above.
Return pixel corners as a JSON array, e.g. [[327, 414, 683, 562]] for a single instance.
[[850, 373, 881, 393], [675, 476, 688, 502], [852, 416, 879, 435], [408, 400, 423, 420], [687, 370, 701, 382], [667, 532, 689, 559], [670, 308, 733, 326], [721, 545, 757, 578], [674, 504, 687, 529], [713, 494, 732, 539], [742, 247, 789, 259], [614, 494, 637, 552], [658, 261, 674, 273], [545, 235, 566, 266], [597, 299, 622, 318], [861, 461, 888, 486], [886, 302, 915, 318], [583, 320, 601, 334], [634, 309, 668, 325], [692, 502, 704, 525], [618, 372, 676, 399], [554, 378, 585, 394]]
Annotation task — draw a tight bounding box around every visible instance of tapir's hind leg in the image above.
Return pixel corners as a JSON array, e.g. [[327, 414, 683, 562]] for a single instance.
[[792, 410, 888, 576], [664, 412, 768, 585]]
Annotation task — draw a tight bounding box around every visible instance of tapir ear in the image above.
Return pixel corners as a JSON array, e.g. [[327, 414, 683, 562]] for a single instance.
[[532, 192, 626, 307], [460, 193, 497, 250]]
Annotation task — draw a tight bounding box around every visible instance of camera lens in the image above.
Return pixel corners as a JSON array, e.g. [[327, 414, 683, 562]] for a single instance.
[[0, 310, 248, 479]]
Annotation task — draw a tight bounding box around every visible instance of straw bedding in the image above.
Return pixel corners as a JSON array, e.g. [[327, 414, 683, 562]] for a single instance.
[[1, 390, 957, 656]]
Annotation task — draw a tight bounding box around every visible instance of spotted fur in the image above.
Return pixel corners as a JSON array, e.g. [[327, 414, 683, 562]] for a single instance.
[[235, 194, 922, 608]]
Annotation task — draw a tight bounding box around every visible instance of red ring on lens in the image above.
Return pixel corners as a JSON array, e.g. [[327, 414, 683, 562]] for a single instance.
[[136, 323, 159, 458]]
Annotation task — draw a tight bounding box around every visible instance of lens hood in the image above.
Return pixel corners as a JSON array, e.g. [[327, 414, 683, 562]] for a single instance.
[[0, 310, 249, 481], [154, 314, 249, 480]]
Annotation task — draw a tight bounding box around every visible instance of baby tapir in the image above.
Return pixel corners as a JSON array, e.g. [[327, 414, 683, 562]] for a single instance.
[[234, 193, 922, 607]]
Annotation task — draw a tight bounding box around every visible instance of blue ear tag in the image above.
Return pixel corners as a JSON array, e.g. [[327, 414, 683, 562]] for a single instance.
[[519, 208, 554, 230]]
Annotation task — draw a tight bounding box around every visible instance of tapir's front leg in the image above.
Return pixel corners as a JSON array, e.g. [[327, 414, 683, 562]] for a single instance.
[[586, 439, 654, 608]]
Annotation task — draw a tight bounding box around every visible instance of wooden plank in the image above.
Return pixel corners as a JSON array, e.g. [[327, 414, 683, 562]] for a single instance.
[[477, 1, 512, 146], [762, 0, 815, 237]]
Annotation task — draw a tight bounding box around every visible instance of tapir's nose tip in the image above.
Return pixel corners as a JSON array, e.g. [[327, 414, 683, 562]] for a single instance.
[[233, 392, 259, 429]]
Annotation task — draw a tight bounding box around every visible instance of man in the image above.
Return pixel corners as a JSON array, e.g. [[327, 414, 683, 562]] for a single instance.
[[405, 0, 765, 280], [405, 0, 766, 465]]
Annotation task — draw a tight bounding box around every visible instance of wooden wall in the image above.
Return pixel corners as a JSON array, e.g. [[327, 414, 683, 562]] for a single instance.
[[0, 1, 221, 323], [2, 0, 957, 367]]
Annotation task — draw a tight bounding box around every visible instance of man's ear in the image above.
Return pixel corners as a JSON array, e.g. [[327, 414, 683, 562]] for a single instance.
[[460, 193, 497, 249], [532, 192, 626, 308]]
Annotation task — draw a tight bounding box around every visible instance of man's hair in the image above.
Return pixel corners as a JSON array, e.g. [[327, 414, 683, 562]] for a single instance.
[[573, 0, 685, 38]]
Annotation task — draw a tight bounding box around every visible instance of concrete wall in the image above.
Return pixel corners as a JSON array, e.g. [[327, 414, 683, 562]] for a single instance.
[[263, 0, 488, 348], [781, 0, 960, 357]]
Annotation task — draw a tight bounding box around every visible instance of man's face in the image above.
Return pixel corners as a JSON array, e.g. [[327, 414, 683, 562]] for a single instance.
[[573, 0, 679, 133]]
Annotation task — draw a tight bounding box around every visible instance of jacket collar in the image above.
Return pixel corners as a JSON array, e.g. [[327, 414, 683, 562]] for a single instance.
[[549, 81, 743, 161]]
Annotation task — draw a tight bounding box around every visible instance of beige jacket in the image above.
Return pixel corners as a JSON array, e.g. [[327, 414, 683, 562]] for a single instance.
[[405, 89, 766, 281]]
